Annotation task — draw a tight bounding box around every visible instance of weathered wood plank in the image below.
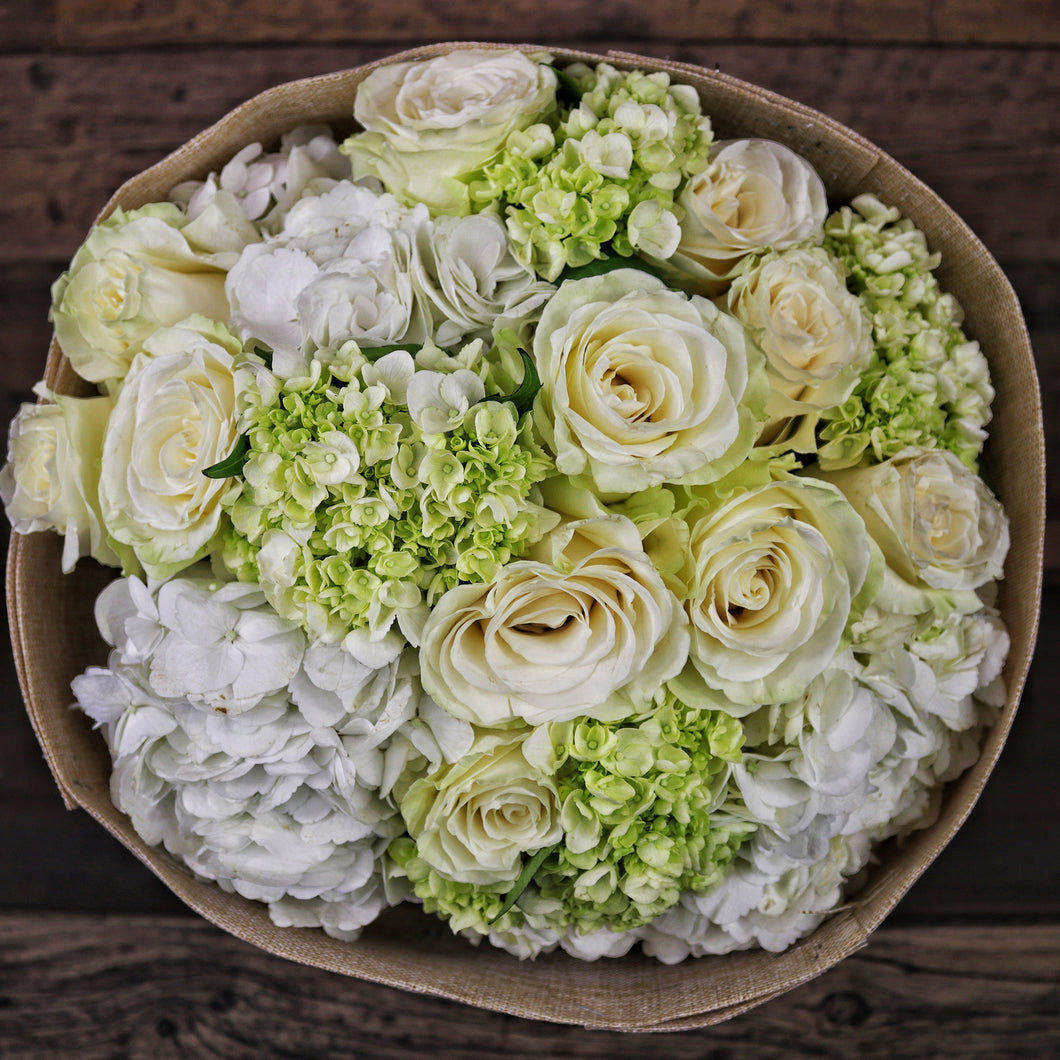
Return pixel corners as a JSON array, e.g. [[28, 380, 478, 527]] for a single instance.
[[0, 263, 62, 416], [0, 1, 50, 51], [47, 0, 1060, 48], [0, 45, 1056, 266], [0, 913, 1057, 1054], [1003, 262, 1060, 570]]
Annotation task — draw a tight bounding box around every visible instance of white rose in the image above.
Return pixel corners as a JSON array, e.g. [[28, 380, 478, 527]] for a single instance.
[[667, 139, 828, 293], [818, 447, 1009, 613], [0, 385, 125, 572], [398, 729, 561, 885], [726, 247, 872, 436], [51, 203, 232, 383], [99, 316, 242, 580], [343, 49, 558, 214], [672, 475, 879, 708], [419, 515, 689, 727], [532, 269, 766, 494]]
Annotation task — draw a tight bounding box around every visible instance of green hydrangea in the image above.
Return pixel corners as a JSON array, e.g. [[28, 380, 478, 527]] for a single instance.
[[393, 688, 755, 940], [469, 62, 714, 280], [818, 194, 994, 471], [220, 344, 554, 643]]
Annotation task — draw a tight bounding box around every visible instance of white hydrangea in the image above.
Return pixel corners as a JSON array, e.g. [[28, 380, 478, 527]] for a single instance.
[[96, 573, 305, 714], [409, 213, 554, 347], [642, 832, 873, 960], [644, 596, 1007, 959], [859, 606, 1009, 730], [458, 904, 644, 962], [739, 661, 897, 820], [74, 571, 474, 940], [171, 125, 352, 232], [225, 179, 551, 356]]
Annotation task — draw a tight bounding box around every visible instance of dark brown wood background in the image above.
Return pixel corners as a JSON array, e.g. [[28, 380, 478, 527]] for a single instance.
[[1, 3, 1057, 1056]]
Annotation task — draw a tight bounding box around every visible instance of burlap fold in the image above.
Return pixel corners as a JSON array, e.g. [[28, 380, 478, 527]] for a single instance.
[[6, 44, 1045, 1032]]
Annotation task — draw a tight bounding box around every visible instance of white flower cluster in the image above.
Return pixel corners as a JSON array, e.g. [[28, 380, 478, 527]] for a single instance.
[[171, 125, 351, 231], [643, 604, 1008, 959], [74, 569, 473, 939], [225, 180, 553, 356]]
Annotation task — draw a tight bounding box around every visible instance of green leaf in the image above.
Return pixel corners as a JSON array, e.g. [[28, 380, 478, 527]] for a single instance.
[[484, 347, 541, 417], [358, 343, 422, 362], [558, 253, 663, 285], [251, 344, 273, 368], [554, 66, 584, 106], [977, 455, 997, 497], [489, 843, 556, 924], [202, 435, 249, 479]]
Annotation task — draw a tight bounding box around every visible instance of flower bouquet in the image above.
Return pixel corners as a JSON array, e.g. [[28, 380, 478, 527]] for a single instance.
[[4, 44, 1044, 1029]]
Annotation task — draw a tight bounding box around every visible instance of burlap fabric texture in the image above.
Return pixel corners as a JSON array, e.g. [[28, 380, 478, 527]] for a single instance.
[[6, 43, 1046, 1032]]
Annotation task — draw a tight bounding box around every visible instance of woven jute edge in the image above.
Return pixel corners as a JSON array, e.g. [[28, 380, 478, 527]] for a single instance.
[[7, 43, 1045, 1033]]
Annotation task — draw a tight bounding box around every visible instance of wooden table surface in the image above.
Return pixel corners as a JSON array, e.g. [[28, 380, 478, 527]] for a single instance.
[[1, 3, 1058, 1056]]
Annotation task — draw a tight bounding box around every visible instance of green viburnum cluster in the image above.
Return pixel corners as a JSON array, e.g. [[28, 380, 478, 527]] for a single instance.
[[393, 691, 754, 940], [470, 62, 714, 280], [817, 194, 994, 471], [220, 344, 554, 644]]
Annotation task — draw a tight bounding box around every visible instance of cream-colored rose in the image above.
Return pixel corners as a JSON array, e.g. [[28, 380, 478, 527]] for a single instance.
[[667, 139, 828, 293], [727, 247, 872, 439], [0, 385, 124, 572], [342, 49, 558, 214], [673, 475, 878, 709], [818, 448, 1009, 612], [398, 729, 561, 885], [533, 269, 766, 494], [51, 203, 232, 383], [99, 316, 242, 580], [419, 515, 689, 727]]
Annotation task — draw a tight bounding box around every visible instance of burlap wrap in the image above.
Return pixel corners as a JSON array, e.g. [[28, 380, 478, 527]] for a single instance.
[[6, 43, 1045, 1031]]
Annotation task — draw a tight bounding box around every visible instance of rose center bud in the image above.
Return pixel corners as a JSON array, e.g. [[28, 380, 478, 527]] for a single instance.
[[171, 414, 204, 471], [98, 264, 130, 321], [775, 287, 815, 336], [499, 588, 592, 663], [603, 358, 670, 423], [492, 803, 533, 831], [721, 553, 782, 628], [513, 613, 576, 635]]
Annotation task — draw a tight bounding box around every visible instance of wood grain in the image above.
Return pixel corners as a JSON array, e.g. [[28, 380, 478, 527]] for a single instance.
[[47, 0, 1060, 48], [0, 2, 49, 51], [0, 913, 1057, 1056]]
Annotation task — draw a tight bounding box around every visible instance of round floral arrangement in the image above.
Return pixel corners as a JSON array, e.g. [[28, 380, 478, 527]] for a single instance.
[[3, 45, 1041, 1024]]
